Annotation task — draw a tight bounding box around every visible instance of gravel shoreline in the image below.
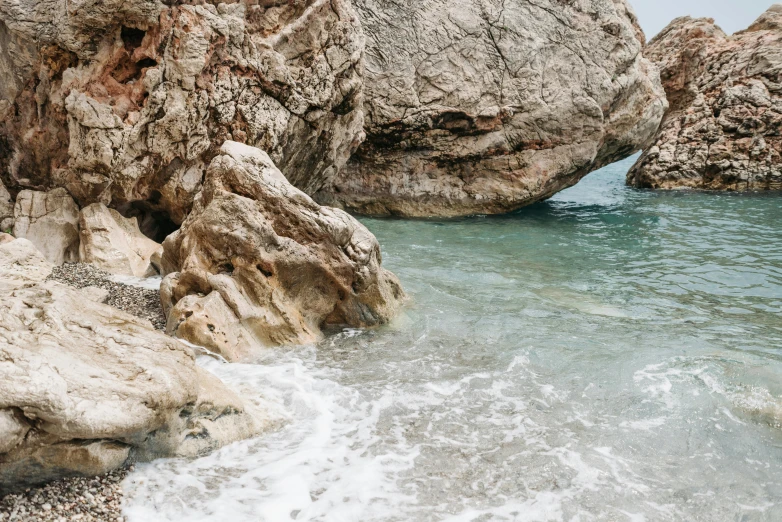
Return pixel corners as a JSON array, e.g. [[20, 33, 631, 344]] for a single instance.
[[0, 467, 130, 522], [47, 263, 166, 330]]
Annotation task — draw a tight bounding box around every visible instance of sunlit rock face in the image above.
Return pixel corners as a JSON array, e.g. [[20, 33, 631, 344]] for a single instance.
[[628, 5, 782, 190], [315, 0, 667, 217], [0, 0, 365, 225], [160, 142, 405, 362]]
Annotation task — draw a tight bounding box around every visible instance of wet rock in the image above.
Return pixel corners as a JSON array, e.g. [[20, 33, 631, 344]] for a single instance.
[[628, 5, 782, 190], [316, 0, 667, 217], [12, 188, 79, 265], [161, 141, 405, 361], [78, 203, 162, 277], [0, 0, 365, 224], [0, 238, 269, 494]]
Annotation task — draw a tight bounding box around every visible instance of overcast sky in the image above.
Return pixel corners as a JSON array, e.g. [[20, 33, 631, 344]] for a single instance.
[[630, 0, 776, 39]]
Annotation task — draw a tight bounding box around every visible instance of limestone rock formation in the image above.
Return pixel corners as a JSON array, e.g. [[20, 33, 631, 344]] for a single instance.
[[0, 0, 365, 227], [161, 142, 405, 362], [0, 180, 12, 231], [12, 188, 80, 265], [79, 203, 163, 277], [315, 0, 667, 217], [628, 6, 782, 190], [0, 237, 268, 494], [0, 237, 54, 291]]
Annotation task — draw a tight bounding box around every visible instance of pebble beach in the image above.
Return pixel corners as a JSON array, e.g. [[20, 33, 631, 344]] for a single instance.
[[0, 468, 129, 522]]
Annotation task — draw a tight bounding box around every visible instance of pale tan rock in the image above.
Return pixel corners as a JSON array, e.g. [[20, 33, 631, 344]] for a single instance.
[[0, 236, 53, 292], [629, 6, 782, 190], [0, 238, 271, 494], [12, 188, 80, 265], [0, 0, 364, 226], [79, 203, 162, 277], [80, 285, 110, 303], [161, 142, 405, 361], [0, 409, 28, 454], [315, 0, 667, 217], [0, 179, 12, 231]]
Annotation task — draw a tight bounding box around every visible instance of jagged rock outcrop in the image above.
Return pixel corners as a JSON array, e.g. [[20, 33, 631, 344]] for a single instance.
[[161, 142, 405, 362], [0, 0, 365, 228], [315, 0, 667, 217], [0, 237, 270, 494], [12, 188, 80, 265], [79, 203, 162, 277], [628, 6, 782, 190]]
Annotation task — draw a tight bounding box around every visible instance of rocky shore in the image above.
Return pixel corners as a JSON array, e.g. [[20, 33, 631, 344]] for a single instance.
[[0, 0, 780, 514], [48, 263, 165, 330], [0, 469, 128, 522]]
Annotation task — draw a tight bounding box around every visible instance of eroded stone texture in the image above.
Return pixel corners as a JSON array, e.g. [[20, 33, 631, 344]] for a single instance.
[[0, 180, 12, 231], [79, 203, 163, 277], [13, 188, 80, 265], [161, 142, 405, 362], [315, 0, 667, 217], [628, 6, 782, 190], [0, 237, 269, 494], [0, 0, 365, 225]]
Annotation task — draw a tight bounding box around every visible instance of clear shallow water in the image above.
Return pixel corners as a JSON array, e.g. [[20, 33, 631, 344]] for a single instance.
[[123, 156, 782, 521]]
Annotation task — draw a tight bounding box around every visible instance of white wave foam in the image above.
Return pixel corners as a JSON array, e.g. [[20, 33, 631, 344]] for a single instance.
[[122, 352, 419, 522]]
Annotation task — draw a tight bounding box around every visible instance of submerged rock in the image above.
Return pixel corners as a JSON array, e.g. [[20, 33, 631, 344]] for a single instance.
[[79, 203, 162, 277], [0, 0, 365, 225], [316, 0, 667, 217], [161, 141, 405, 361], [12, 188, 80, 265], [628, 6, 782, 190], [0, 238, 269, 494]]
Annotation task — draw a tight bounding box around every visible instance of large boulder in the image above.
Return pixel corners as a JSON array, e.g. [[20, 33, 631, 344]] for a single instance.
[[628, 6, 782, 190], [0, 237, 269, 494], [79, 203, 163, 277], [0, 0, 365, 228], [12, 188, 80, 265], [161, 142, 405, 362], [315, 0, 667, 217]]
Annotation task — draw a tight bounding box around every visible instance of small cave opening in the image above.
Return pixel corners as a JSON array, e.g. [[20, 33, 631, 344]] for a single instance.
[[121, 26, 146, 52], [136, 57, 158, 69], [113, 26, 158, 85], [116, 201, 180, 243]]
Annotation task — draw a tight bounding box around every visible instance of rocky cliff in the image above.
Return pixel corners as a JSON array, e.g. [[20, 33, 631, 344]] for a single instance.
[[628, 5, 782, 190], [0, 0, 365, 231], [315, 0, 667, 217]]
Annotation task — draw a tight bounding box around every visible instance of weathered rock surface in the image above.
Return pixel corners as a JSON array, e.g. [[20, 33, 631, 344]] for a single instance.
[[0, 180, 12, 231], [12, 188, 80, 265], [0, 0, 365, 228], [79, 203, 162, 277], [315, 0, 667, 217], [628, 6, 782, 190], [0, 238, 268, 494], [161, 141, 405, 361]]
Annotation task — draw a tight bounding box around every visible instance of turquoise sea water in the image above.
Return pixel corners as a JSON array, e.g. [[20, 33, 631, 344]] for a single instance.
[[124, 156, 782, 521]]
